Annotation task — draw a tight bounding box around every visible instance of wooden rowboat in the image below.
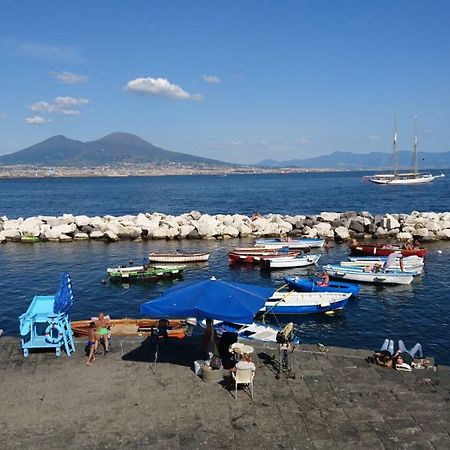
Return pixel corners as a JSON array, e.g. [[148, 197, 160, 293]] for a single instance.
[[349, 242, 427, 258], [71, 318, 188, 339], [148, 251, 210, 263]]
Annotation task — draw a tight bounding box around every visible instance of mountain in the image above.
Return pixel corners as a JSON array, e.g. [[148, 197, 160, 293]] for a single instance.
[[256, 150, 450, 170], [0, 132, 229, 167]]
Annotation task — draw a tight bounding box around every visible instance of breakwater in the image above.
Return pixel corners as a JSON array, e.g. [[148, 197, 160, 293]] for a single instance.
[[1, 210, 450, 243]]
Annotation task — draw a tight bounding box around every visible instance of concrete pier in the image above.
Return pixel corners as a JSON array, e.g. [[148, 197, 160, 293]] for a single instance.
[[1, 336, 450, 449]]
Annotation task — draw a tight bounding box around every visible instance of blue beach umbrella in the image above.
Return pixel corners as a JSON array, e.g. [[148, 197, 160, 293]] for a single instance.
[[140, 277, 274, 324]]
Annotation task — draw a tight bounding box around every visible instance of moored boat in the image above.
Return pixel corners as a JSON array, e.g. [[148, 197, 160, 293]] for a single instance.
[[261, 254, 321, 269], [260, 291, 351, 315], [255, 238, 325, 249], [71, 318, 188, 339], [343, 255, 423, 275], [148, 251, 210, 263], [201, 320, 301, 344], [284, 276, 360, 296], [107, 265, 184, 282], [323, 264, 414, 285], [349, 242, 427, 258], [228, 250, 300, 264]]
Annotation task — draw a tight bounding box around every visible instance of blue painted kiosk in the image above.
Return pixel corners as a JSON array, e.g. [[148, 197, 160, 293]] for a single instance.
[[19, 273, 76, 357]]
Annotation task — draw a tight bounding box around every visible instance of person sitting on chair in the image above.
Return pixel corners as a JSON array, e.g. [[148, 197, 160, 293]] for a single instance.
[[231, 353, 256, 373], [97, 312, 111, 353]]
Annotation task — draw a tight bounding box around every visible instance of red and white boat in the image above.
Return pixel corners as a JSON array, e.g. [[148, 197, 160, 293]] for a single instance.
[[228, 249, 300, 264], [349, 242, 427, 258]]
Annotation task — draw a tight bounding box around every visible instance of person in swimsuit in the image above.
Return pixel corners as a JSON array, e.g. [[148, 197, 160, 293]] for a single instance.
[[86, 321, 98, 366], [97, 312, 111, 353]]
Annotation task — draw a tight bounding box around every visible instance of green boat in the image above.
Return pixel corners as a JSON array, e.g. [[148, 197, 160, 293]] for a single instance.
[[107, 264, 185, 283], [21, 235, 40, 243]]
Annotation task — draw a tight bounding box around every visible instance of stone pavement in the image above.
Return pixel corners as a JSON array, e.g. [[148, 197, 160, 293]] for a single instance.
[[1, 336, 450, 450]]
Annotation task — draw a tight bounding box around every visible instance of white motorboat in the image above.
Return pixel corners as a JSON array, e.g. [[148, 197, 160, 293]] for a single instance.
[[261, 254, 321, 269], [324, 264, 414, 285], [261, 291, 351, 314], [255, 238, 325, 249], [343, 255, 423, 275]]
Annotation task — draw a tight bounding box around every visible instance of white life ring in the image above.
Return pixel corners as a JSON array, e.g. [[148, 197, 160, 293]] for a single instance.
[[45, 322, 64, 344]]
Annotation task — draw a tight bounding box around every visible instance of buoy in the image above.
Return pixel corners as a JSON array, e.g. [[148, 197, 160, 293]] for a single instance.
[[437, 250, 443, 254], [101, 279, 106, 284]]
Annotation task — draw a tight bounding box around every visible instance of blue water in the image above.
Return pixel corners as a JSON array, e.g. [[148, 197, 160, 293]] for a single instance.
[[1, 173, 449, 362]]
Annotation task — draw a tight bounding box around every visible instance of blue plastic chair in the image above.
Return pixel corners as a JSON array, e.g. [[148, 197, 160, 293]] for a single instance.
[[19, 273, 76, 357]]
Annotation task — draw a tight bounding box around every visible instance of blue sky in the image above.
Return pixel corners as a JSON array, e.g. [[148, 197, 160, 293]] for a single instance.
[[1, 0, 450, 164]]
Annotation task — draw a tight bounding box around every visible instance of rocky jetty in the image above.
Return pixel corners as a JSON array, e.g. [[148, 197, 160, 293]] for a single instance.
[[1, 211, 450, 244]]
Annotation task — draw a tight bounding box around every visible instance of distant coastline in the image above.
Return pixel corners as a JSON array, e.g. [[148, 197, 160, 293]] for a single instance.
[[0, 164, 346, 179]]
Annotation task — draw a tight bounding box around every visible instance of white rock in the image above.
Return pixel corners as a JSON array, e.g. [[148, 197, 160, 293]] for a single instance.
[[437, 229, 450, 239], [375, 227, 388, 237], [320, 212, 341, 222], [237, 222, 252, 236], [189, 210, 202, 220], [425, 221, 441, 232], [397, 232, 413, 241], [193, 215, 219, 237], [74, 215, 91, 227], [19, 217, 42, 236], [45, 217, 63, 227], [412, 228, 430, 238], [59, 234, 73, 242], [0, 231, 6, 243], [73, 232, 90, 240], [334, 226, 350, 240], [52, 224, 76, 235], [2, 228, 21, 240], [223, 225, 239, 238], [117, 226, 142, 240], [315, 222, 332, 236], [385, 214, 400, 230], [179, 225, 195, 238], [104, 230, 120, 241], [90, 230, 104, 239], [3, 219, 23, 230]]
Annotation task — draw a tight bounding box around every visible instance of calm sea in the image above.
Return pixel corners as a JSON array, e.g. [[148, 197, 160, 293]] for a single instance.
[[1, 172, 449, 362]]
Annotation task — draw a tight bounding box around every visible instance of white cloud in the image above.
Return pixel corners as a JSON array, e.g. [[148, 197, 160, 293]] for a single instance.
[[28, 97, 89, 117], [54, 96, 89, 106], [25, 115, 51, 125], [295, 137, 311, 145], [50, 71, 88, 84], [202, 74, 220, 84], [124, 77, 203, 101], [29, 101, 54, 113]]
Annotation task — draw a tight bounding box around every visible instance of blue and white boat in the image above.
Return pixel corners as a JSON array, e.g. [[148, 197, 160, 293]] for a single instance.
[[201, 320, 301, 344], [284, 276, 360, 297], [324, 264, 415, 285], [255, 238, 325, 249], [260, 291, 351, 315], [344, 255, 423, 275]]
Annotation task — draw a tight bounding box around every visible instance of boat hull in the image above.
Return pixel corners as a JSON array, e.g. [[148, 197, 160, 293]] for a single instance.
[[324, 265, 414, 285], [349, 243, 427, 258], [71, 318, 187, 339], [107, 265, 184, 282], [262, 254, 321, 269], [284, 276, 360, 296], [255, 238, 325, 249], [228, 250, 300, 264], [261, 291, 351, 314], [148, 252, 210, 263]]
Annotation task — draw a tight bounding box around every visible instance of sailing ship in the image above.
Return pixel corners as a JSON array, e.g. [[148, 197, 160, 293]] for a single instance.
[[368, 117, 445, 185]]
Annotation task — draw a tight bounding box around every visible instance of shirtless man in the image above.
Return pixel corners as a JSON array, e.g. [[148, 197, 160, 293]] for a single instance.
[[86, 322, 98, 366], [97, 312, 111, 353]]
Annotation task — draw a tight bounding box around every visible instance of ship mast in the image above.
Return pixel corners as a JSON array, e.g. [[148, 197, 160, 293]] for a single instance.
[[393, 113, 398, 176], [413, 116, 418, 176]]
